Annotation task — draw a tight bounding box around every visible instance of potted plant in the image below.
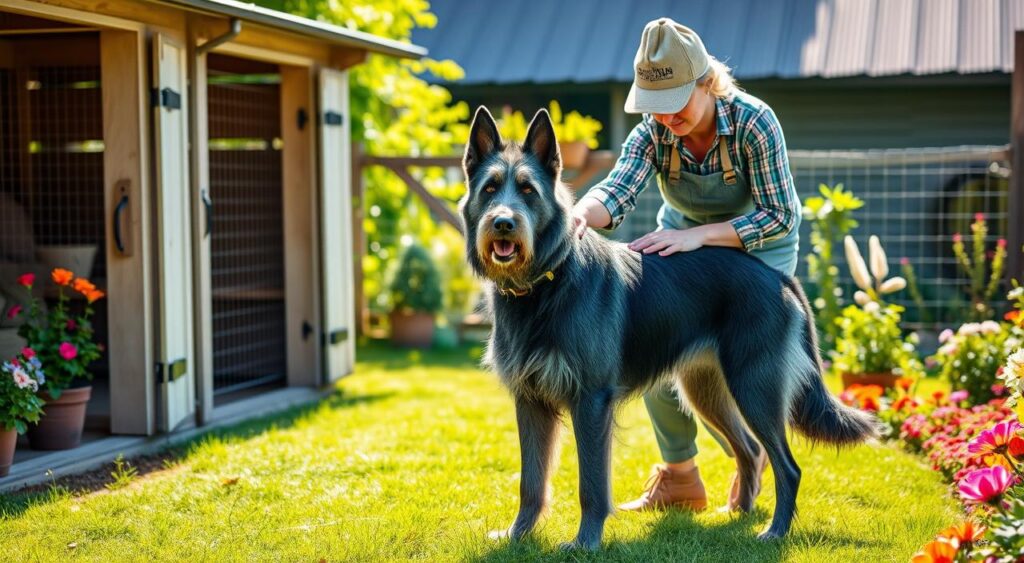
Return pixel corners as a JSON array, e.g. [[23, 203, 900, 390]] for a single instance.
[[548, 101, 602, 170], [0, 349, 45, 476], [494, 102, 603, 170], [389, 244, 443, 348], [832, 235, 923, 389], [12, 269, 105, 450]]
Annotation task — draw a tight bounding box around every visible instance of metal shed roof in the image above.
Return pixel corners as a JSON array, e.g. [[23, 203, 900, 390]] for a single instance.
[[411, 0, 1024, 84], [163, 0, 426, 59]]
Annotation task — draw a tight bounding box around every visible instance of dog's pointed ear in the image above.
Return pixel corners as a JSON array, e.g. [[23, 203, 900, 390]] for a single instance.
[[464, 106, 502, 176], [524, 109, 561, 177]]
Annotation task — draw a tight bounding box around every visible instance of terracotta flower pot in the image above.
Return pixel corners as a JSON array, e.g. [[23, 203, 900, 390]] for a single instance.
[[841, 372, 899, 390], [390, 311, 435, 348], [0, 427, 16, 477], [558, 141, 589, 170], [27, 386, 92, 450]]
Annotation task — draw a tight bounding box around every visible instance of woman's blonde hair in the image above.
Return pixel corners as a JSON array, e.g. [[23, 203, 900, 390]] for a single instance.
[[698, 56, 741, 100]]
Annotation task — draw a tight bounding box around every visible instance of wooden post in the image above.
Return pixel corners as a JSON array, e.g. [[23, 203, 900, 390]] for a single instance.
[[1011, 31, 1024, 283], [351, 143, 366, 337]]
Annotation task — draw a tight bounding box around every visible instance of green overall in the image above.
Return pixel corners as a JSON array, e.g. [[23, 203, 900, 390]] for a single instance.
[[645, 130, 800, 462]]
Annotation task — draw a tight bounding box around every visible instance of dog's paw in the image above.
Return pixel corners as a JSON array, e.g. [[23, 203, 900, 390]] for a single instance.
[[756, 529, 783, 542], [487, 528, 512, 542], [558, 538, 600, 552]]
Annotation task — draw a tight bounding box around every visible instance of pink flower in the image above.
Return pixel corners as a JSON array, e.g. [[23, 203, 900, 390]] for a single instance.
[[5, 305, 21, 319], [16, 273, 34, 288], [959, 466, 1014, 504], [953, 233, 963, 244], [950, 390, 969, 404], [998, 238, 1008, 249], [21, 347, 34, 359], [968, 420, 1021, 456], [992, 384, 1007, 397], [11, 367, 34, 390], [900, 257, 910, 266], [59, 342, 77, 360], [975, 212, 986, 223], [939, 328, 954, 343]]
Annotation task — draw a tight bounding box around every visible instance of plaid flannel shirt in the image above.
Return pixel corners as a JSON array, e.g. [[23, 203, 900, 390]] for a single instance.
[[583, 91, 800, 251]]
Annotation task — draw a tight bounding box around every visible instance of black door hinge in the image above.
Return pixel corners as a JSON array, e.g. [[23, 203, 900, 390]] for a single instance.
[[323, 328, 348, 346], [323, 111, 343, 126], [151, 87, 182, 110], [154, 358, 188, 384], [297, 108, 308, 130]]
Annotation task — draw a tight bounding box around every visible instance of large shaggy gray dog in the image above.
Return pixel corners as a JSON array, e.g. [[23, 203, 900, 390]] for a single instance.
[[459, 106, 878, 550]]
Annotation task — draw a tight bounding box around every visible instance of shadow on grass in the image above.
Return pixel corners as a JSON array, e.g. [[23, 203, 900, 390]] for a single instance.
[[473, 504, 886, 562], [0, 387, 393, 519]]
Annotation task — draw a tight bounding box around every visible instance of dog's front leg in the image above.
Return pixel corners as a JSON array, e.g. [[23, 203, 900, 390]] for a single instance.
[[492, 395, 560, 542], [564, 387, 615, 551]]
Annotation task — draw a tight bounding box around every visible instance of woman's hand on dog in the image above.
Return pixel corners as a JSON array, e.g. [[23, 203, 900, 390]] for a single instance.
[[629, 228, 705, 256]]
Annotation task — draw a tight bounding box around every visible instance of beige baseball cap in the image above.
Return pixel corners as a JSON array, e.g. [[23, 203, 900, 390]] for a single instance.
[[624, 18, 710, 114]]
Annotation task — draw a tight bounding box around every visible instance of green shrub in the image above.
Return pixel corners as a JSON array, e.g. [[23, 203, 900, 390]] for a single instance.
[[389, 244, 443, 315], [830, 303, 923, 377]]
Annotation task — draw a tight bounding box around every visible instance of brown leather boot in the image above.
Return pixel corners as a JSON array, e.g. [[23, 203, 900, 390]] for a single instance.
[[618, 464, 708, 512], [723, 448, 770, 512]]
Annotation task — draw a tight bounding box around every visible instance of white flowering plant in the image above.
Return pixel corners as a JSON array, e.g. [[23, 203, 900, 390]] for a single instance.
[[1000, 347, 1024, 407], [933, 320, 1018, 404], [0, 348, 46, 433], [831, 235, 923, 382]]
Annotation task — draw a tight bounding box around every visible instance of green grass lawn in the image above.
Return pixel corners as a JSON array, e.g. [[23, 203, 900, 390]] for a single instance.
[[0, 342, 959, 562]]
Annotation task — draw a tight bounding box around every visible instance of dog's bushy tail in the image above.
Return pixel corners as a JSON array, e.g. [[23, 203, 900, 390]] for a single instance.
[[784, 277, 882, 445]]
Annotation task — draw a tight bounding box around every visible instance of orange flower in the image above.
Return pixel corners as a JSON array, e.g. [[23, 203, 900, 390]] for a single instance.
[[896, 377, 915, 392], [85, 289, 105, 304], [938, 520, 985, 544], [1010, 435, 1024, 459], [72, 277, 96, 294], [51, 268, 74, 286], [1007, 310, 1021, 322], [911, 537, 959, 563]]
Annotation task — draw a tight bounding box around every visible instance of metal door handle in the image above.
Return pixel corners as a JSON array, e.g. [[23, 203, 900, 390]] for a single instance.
[[113, 180, 131, 256]]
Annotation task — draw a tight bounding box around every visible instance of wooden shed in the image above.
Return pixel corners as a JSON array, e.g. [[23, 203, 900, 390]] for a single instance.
[[0, 0, 422, 487]]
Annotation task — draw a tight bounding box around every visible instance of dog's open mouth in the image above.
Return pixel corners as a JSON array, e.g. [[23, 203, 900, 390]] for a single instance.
[[491, 240, 519, 263]]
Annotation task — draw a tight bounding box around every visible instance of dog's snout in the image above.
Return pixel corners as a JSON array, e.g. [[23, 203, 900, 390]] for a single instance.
[[493, 217, 516, 232]]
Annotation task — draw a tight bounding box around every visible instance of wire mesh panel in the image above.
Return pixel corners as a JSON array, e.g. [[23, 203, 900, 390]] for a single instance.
[[0, 40, 109, 376], [615, 145, 1012, 331], [207, 55, 287, 396], [790, 147, 1011, 330]]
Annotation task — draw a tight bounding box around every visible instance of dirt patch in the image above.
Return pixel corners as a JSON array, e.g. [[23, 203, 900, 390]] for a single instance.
[[9, 449, 187, 498]]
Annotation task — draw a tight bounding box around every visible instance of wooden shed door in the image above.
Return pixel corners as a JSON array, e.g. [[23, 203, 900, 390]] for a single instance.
[[318, 69, 354, 383], [152, 34, 195, 431]]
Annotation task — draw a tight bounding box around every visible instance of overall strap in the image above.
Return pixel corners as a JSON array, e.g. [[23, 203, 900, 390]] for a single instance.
[[668, 140, 681, 182], [718, 136, 737, 185]]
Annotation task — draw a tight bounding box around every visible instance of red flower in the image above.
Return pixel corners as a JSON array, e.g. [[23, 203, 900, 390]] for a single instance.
[[17, 273, 34, 288], [59, 342, 77, 360], [66, 319, 77, 331], [21, 347, 34, 359], [1010, 436, 1024, 459], [5, 305, 21, 319]]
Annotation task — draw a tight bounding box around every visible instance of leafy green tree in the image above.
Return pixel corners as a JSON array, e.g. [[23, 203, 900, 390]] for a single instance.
[[256, 0, 476, 317]]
